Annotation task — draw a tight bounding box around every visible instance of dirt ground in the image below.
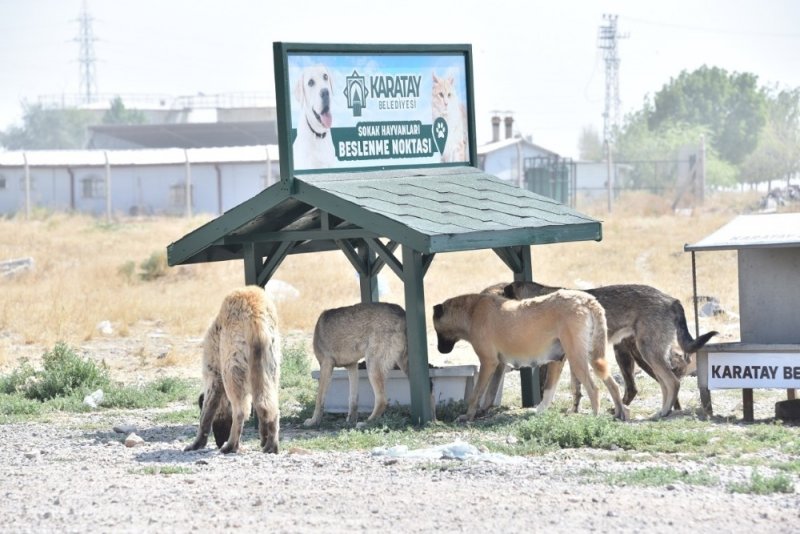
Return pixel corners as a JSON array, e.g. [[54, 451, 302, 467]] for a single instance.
[[2, 322, 799, 533]]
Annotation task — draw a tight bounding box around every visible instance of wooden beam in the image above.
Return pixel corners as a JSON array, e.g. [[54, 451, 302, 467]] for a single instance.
[[336, 239, 367, 277], [366, 238, 402, 278], [224, 227, 378, 244], [256, 241, 294, 287]]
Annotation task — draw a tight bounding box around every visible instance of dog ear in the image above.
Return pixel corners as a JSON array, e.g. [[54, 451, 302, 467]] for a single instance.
[[502, 284, 514, 299], [293, 71, 305, 104], [433, 303, 444, 319]]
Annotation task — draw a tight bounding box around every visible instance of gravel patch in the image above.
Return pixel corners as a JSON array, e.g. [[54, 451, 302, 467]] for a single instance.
[[1, 402, 798, 533]]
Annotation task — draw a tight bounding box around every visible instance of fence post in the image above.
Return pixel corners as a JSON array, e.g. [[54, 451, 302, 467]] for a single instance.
[[184, 149, 192, 218], [23, 152, 31, 219], [104, 151, 112, 222], [605, 141, 613, 213]]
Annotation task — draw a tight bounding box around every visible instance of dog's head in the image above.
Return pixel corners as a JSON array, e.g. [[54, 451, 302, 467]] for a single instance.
[[294, 64, 334, 133], [197, 392, 232, 449], [503, 281, 552, 300], [432, 302, 458, 354]]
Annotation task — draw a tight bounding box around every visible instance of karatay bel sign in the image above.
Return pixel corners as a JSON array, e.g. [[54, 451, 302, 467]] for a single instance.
[[707, 352, 800, 389], [273, 43, 476, 177]]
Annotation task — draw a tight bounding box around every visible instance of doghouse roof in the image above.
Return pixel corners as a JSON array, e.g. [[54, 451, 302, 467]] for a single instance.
[[685, 213, 800, 252], [167, 166, 600, 266]]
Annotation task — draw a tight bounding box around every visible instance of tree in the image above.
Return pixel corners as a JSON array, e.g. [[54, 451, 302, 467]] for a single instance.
[[102, 96, 147, 125], [615, 111, 736, 189], [0, 103, 94, 149], [577, 125, 603, 161], [739, 88, 800, 189], [647, 66, 767, 165]]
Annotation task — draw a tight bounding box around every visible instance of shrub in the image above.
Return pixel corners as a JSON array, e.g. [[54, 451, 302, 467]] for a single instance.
[[139, 250, 168, 281], [4, 343, 110, 401]]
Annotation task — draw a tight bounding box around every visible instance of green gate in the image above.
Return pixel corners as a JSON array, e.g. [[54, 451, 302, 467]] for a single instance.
[[523, 156, 576, 207]]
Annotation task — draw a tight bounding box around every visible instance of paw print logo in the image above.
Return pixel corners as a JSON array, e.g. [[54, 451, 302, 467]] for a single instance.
[[432, 117, 449, 156]]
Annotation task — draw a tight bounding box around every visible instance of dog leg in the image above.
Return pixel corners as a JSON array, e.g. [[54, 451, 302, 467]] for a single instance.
[[304, 358, 335, 427], [638, 340, 681, 419], [481, 363, 507, 412], [253, 386, 279, 454], [219, 365, 249, 454], [601, 374, 629, 421], [459, 355, 499, 422], [345, 362, 360, 425], [185, 381, 224, 451], [567, 365, 581, 413], [220, 397, 247, 454], [365, 358, 388, 421], [569, 358, 601, 416], [537, 359, 565, 413], [614, 339, 639, 405]]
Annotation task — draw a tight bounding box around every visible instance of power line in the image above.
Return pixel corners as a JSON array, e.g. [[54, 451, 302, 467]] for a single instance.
[[621, 15, 800, 39], [74, 1, 98, 104]]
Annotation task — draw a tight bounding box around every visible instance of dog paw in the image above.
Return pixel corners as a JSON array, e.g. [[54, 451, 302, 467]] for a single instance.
[[302, 418, 318, 428], [261, 442, 279, 454], [617, 406, 631, 422], [219, 442, 239, 454], [456, 414, 472, 424]]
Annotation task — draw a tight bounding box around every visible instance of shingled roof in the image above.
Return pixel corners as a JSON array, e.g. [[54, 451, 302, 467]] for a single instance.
[[167, 166, 601, 266]]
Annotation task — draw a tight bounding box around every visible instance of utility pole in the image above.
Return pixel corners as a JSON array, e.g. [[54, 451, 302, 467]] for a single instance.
[[75, 1, 98, 104], [598, 14, 627, 213]]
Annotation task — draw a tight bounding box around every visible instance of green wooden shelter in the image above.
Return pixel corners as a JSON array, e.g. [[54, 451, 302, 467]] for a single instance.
[[167, 42, 602, 424], [167, 165, 601, 423]]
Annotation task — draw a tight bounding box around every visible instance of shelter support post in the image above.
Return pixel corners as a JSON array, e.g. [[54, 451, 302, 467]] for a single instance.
[[243, 244, 260, 286], [691, 251, 714, 416], [492, 246, 542, 408], [401, 246, 433, 425]]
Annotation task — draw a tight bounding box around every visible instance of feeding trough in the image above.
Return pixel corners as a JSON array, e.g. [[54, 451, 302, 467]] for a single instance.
[[311, 364, 503, 414]]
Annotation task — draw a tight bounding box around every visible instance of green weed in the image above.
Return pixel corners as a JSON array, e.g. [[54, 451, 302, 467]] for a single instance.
[[727, 470, 795, 495]]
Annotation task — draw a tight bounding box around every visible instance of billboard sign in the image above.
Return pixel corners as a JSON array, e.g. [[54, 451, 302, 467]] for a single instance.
[[274, 43, 476, 179]]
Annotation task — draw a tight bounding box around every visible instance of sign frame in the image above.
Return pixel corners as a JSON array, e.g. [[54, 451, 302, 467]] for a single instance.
[[273, 42, 478, 187]]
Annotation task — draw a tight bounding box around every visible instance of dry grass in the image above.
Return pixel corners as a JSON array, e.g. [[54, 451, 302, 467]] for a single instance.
[[0, 189, 787, 377]]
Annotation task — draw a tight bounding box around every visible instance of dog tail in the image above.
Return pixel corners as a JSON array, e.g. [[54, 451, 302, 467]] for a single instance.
[[671, 300, 718, 353], [245, 291, 281, 408], [586, 296, 610, 379]]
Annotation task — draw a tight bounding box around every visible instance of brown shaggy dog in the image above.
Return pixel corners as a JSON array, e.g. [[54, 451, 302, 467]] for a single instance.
[[433, 291, 628, 422], [184, 286, 281, 454]]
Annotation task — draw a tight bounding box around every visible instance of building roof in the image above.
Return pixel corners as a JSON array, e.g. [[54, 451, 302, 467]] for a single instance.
[[477, 136, 558, 157], [167, 165, 601, 265], [0, 145, 280, 168], [685, 213, 800, 252], [87, 121, 279, 149]]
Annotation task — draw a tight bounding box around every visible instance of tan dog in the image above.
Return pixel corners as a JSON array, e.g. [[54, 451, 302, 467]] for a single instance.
[[305, 302, 411, 427], [292, 64, 336, 170], [504, 281, 717, 418], [185, 286, 281, 454], [433, 291, 628, 422]]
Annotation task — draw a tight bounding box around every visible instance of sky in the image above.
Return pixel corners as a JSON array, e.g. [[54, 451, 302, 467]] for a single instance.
[[1, 0, 799, 158]]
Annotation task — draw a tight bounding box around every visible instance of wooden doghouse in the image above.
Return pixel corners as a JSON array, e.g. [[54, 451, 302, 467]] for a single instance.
[[685, 212, 800, 421]]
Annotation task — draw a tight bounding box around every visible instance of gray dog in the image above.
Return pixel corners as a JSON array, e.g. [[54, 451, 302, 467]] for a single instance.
[[503, 281, 718, 418], [304, 302, 410, 427]]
